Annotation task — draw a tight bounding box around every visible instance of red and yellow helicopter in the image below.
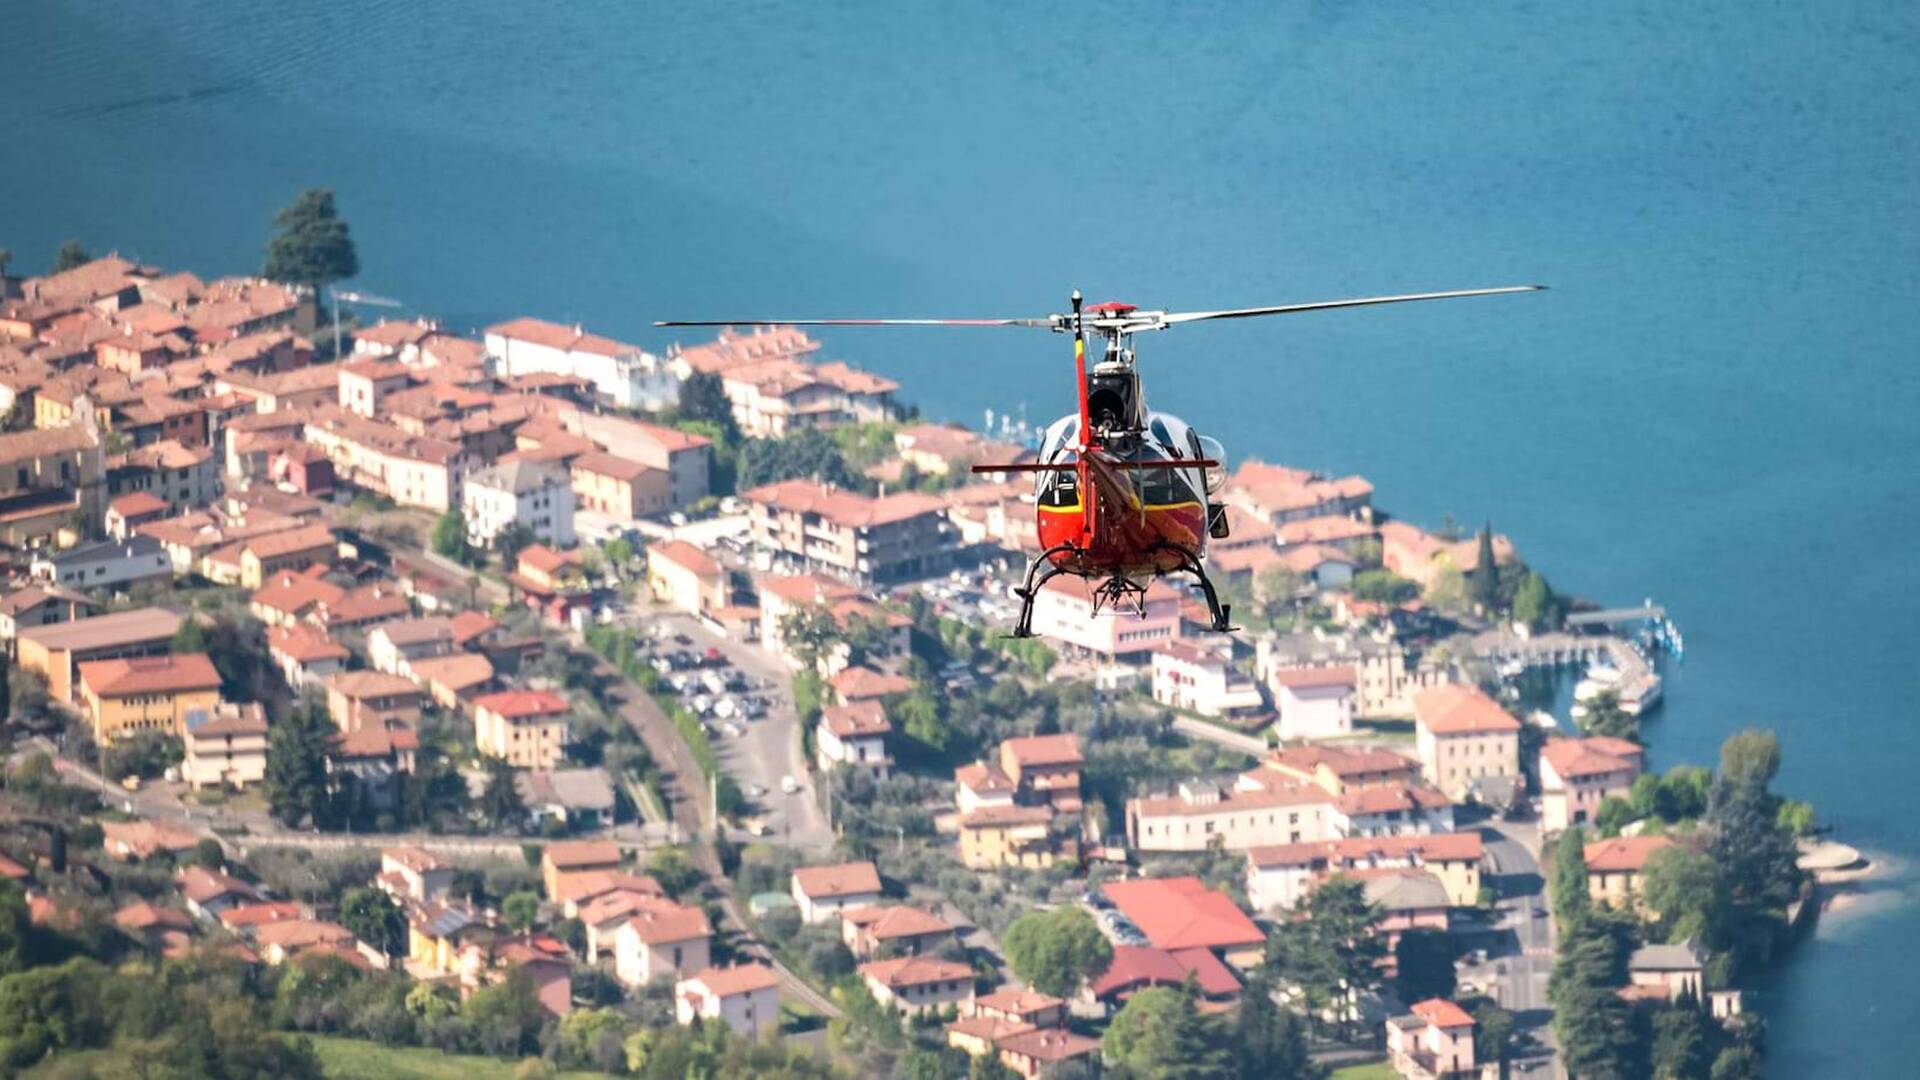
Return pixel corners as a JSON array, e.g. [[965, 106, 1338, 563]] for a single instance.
[[660, 284, 1540, 636]]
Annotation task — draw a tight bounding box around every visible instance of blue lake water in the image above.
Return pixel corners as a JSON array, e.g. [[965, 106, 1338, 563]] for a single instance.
[[5, 1, 1918, 1072]]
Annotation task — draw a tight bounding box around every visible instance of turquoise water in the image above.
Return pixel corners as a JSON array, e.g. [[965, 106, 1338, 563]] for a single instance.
[[6, 2, 1918, 1071]]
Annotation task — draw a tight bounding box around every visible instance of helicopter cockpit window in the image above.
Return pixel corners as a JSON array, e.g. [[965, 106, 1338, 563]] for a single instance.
[[1136, 447, 1199, 507], [1037, 419, 1080, 507]]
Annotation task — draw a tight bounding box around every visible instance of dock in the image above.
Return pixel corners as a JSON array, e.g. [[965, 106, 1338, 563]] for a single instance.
[[1467, 628, 1663, 713]]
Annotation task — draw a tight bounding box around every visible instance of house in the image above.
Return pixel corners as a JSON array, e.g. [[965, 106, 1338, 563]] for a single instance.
[[0, 584, 93, 653], [573, 881, 673, 959], [816, 700, 893, 780], [378, 847, 454, 904], [1252, 744, 1422, 796], [757, 572, 858, 665], [1257, 628, 1451, 720], [791, 861, 883, 924], [236, 523, 335, 588], [558, 411, 712, 510], [1269, 665, 1358, 740], [31, 536, 171, 592], [1412, 684, 1522, 800], [13, 605, 181, 702], [954, 761, 1018, 815], [463, 459, 576, 550], [1379, 520, 1515, 592], [266, 624, 350, 690], [1126, 778, 1336, 852], [517, 769, 618, 829], [1362, 869, 1454, 952], [1027, 575, 1183, 658], [336, 359, 414, 417], [180, 702, 269, 790], [328, 722, 419, 803], [998, 734, 1084, 814], [970, 989, 1067, 1029], [676, 964, 781, 1037], [1150, 641, 1264, 719], [176, 865, 258, 920], [1386, 998, 1479, 1080], [76, 652, 222, 743], [105, 491, 170, 540], [1627, 940, 1707, 1003], [450, 609, 503, 649], [313, 582, 410, 631], [959, 805, 1061, 870], [255, 919, 359, 967], [405, 652, 496, 709], [115, 901, 195, 956], [613, 901, 714, 987], [1088, 945, 1242, 1009], [1332, 783, 1456, 838], [742, 479, 952, 585], [509, 544, 593, 627], [0, 424, 105, 548], [995, 1027, 1103, 1080], [249, 568, 345, 627], [1246, 832, 1486, 912], [99, 819, 199, 861], [1539, 736, 1646, 833], [541, 840, 623, 901], [1584, 835, 1675, 911], [839, 904, 955, 959], [300, 411, 468, 513], [1275, 515, 1379, 551], [219, 901, 308, 936], [1224, 461, 1374, 526], [1100, 876, 1265, 961], [945, 1015, 1039, 1059], [571, 451, 669, 523], [473, 688, 570, 769], [406, 902, 484, 978], [647, 540, 727, 615], [108, 439, 219, 510], [367, 616, 456, 676], [860, 956, 976, 1015], [325, 670, 425, 732], [829, 665, 914, 705], [485, 317, 679, 411]]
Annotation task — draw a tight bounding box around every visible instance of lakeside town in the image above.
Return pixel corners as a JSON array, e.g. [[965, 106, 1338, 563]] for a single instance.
[[0, 217, 1854, 1080]]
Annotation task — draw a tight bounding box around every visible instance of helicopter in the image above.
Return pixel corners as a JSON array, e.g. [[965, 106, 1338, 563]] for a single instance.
[[659, 284, 1541, 637]]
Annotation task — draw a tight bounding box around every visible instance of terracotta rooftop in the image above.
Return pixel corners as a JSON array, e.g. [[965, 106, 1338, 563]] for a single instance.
[[1101, 876, 1264, 952], [543, 839, 622, 870], [830, 665, 914, 701], [648, 539, 721, 578], [760, 573, 861, 606], [1413, 684, 1523, 735], [325, 669, 422, 699], [17, 607, 181, 652], [1000, 733, 1083, 768], [792, 861, 882, 899], [841, 904, 952, 940], [1089, 944, 1243, 999], [1584, 835, 1675, 873], [266, 623, 350, 664], [1411, 997, 1477, 1028], [1269, 664, 1359, 690], [78, 653, 220, 698], [860, 955, 973, 989], [821, 700, 892, 739], [1541, 736, 1644, 780], [682, 963, 780, 997], [475, 688, 568, 718], [624, 901, 712, 945], [744, 479, 945, 529]]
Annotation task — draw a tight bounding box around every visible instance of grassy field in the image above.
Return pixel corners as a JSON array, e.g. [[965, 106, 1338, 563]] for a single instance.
[[309, 1036, 612, 1080], [1329, 1061, 1399, 1080]]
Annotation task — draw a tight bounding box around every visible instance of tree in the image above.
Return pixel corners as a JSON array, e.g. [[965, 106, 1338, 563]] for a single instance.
[[1551, 827, 1592, 924], [502, 890, 540, 933], [1472, 525, 1500, 611], [263, 188, 358, 290], [1102, 984, 1234, 1080], [1549, 906, 1639, 1079], [1710, 1045, 1762, 1080], [1467, 997, 1516, 1068], [265, 698, 335, 828], [647, 848, 700, 898], [1512, 570, 1555, 629], [736, 429, 858, 490], [1595, 795, 1637, 837], [461, 966, 546, 1057], [52, 240, 91, 273], [1717, 729, 1780, 791], [1349, 569, 1419, 606], [172, 618, 209, 654], [1652, 1001, 1715, 1079], [339, 887, 407, 958], [1231, 968, 1316, 1080], [678, 372, 737, 433], [191, 838, 226, 870], [1268, 876, 1385, 1035], [431, 510, 470, 563], [494, 523, 537, 566], [1002, 907, 1113, 998], [479, 758, 526, 831], [1393, 929, 1456, 1002], [1641, 845, 1728, 947]]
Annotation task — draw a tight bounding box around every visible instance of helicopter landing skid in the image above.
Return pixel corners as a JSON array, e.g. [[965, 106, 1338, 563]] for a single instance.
[[1155, 542, 1237, 634], [1006, 543, 1236, 637], [1008, 543, 1081, 638]]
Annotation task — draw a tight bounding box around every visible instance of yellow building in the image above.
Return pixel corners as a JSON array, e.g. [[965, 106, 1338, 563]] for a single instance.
[[646, 540, 727, 615], [957, 805, 1059, 870], [76, 653, 222, 742], [1412, 684, 1522, 800], [237, 523, 336, 589], [571, 451, 669, 522], [473, 689, 570, 769], [1584, 835, 1675, 912]]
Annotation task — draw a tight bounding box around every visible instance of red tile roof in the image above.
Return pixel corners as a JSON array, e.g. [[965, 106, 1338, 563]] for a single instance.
[[683, 963, 779, 997], [1101, 877, 1263, 952], [475, 689, 568, 718], [760, 573, 861, 606], [792, 861, 882, 900], [744, 479, 945, 529], [1269, 664, 1358, 690], [1412, 997, 1477, 1028], [1413, 684, 1522, 735], [1583, 835, 1675, 873], [543, 840, 622, 870], [1000, 733, 1083, 768], [109, 491, 170, 518], [840, 904, 952, 941], [624, 901, 712, 945], [649, 539, 721, 578], [821, 700, 892, 739], [860, 955, 973, 989], [995, 1026, 1102, 1062], [1090, 944, 1243, 999], [78, 653, 220, 698], [830, 666, 914, 701], [1541, 736, 1643, 780]]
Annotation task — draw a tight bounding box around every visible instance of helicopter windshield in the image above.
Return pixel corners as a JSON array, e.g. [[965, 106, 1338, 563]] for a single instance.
[[1132, 443, 1200, 507], [1037, 416, 1080, 507]]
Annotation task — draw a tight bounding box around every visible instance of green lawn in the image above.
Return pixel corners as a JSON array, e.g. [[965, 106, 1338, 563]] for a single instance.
[[309, 1036, 612, 1080], [1329, 1061, 1399, 1080]]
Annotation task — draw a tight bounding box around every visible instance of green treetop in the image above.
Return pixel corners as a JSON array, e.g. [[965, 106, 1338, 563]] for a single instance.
[[1002, 906, 1113, 998], [263, 188, 359, 290]]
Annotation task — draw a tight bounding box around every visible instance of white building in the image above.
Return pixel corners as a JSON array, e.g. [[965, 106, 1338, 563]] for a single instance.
[[366, 616, 456, 677], [676, 964, 781, 1037], [1151, 641, 1264, 718], [1331, 784, 1456, 838], [462, 460, 576, 550], [1269, 664, 1358, 740], [790, 861, 882, 924], [485, 317, 680, 412], [1127, 778, 1337, 852], [32, 536, 172, 591], [858, 956, 977, 1015], [1539, 736, 1645, 833], [613, 902, 713, 988], [180, 703, 268, 791], [816, 700, 893, 780]]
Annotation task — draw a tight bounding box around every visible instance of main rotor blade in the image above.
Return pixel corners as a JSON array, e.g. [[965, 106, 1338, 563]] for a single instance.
[[1158, 285, 1544, 325], [654, 317, 1054, 328]]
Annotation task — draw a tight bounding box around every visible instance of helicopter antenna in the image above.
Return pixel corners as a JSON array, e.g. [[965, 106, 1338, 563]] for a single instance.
[[1072, 290, 1090, 451]]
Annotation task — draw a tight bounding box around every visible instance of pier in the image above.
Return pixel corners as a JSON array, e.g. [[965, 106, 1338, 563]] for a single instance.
[[1467, 628, 1663, 713]]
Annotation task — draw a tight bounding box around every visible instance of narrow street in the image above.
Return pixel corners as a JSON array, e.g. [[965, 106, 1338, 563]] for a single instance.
[[1477, 816, 1559, 1077]]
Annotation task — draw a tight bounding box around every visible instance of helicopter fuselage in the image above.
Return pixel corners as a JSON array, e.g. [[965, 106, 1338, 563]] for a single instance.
[[1031, 410, 1221, 579]]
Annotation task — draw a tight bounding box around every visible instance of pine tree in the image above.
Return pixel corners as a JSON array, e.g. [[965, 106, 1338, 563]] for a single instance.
[[1472, 524, 1500, 611], [51, 240, 90, 273], [1551, 826, 1592, 924], [265, 698, 335, 828], [263, 189, 359, 290], [479, 757, 525, 831], [1232, 968, 1315, 1079]]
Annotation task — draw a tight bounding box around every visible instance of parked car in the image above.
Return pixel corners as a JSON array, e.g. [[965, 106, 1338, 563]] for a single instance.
[[780, 775, 802, 795]]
